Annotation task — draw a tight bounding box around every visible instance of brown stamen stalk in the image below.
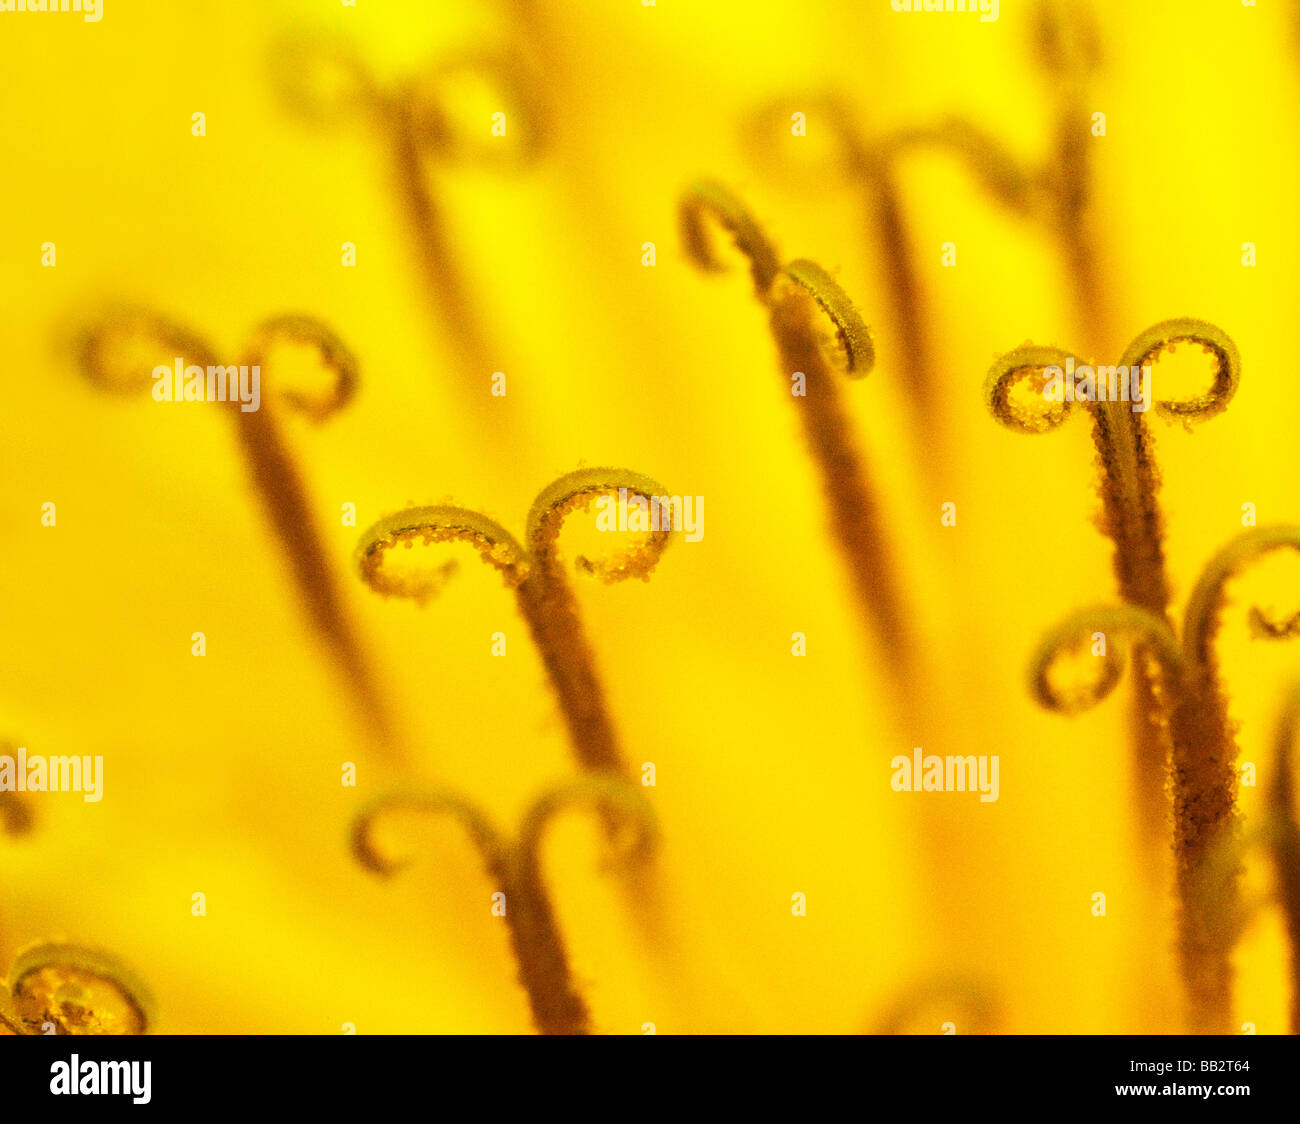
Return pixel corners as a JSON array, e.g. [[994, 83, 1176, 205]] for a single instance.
[[987, 321, 1241, 853], [1174, 526, 1300, 1030], [352, 775, 655, 1035], [1267, 683, 1300, 1033], [742, 98, 941, 421], [905, 1, 1106, 343], [680, 182, 911, 683], [1034, 0, 1106, 343], [1193, 675, 1300, 1035], [768, 278, 909, 670], [383, 83, 494, 377], [853, 150, 934, 419], [1032, 527, 1300, 1032], [846, 2, 1107, 353], [355, 469, 675, 776], [1029, 604, 1210, 1028], [79, 310, 401, 762], [272, 34, 542, 389]]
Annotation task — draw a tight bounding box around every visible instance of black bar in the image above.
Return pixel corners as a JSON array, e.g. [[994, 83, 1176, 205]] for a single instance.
[[0, 1034, 1288, 1110]]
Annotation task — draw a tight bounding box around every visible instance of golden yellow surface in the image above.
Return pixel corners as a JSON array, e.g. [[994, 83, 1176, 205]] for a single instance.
[[0, 0, 1295, 1033]]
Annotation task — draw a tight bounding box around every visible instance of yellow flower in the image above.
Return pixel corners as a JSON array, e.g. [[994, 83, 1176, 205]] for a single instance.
[[0, 0, 1294, 1034]]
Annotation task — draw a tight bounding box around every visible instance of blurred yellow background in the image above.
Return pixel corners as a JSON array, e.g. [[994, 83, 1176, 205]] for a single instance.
[[0, 0, 1296, 1033]]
